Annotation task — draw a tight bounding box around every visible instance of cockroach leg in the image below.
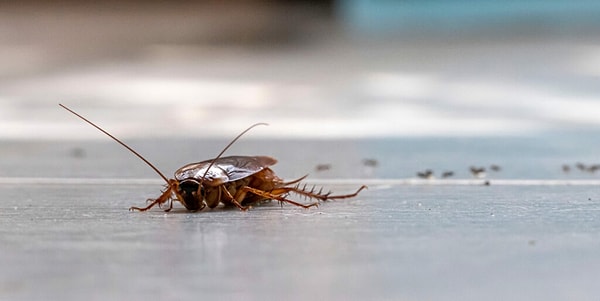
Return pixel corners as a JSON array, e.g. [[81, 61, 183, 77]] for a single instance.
[[129, 181, 177, 212], [239, 186, 318, 209], [129, 198, 163, 212], [273, 184, 367, 202], [163, 199, 174, 212], [323, 185, 368, 200], [231, 200, 250, 211], [281, 175, 308, 186], [218, 187, 249, 211]]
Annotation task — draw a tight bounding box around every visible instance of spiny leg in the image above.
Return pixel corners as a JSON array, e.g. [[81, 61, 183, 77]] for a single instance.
[[236, 186, 319, 209], [273, 184, 367, 201], [281, 175, 308, 186], [321, 185, 367, 200], [220, 186, 249, 211]]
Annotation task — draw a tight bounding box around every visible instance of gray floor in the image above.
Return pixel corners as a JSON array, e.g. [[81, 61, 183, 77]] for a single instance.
[[2, 138, 600, 301], [2, 177, 600, 300]]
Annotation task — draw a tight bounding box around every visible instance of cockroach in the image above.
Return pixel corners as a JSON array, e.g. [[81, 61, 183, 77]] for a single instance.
[[60, 104, 366, 212]]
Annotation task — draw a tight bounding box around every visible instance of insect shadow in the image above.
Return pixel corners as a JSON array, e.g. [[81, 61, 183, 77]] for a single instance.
[[60, 104, 366, 212]]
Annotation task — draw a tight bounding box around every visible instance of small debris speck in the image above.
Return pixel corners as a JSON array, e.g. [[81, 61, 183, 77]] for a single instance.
[[315, 164, 332, 172], [470, 166, 486, 178], [362, 158, 378, 167], [441, 171, 454, 178], [417, 169, 434, 179], [70, 147, 86, 158]]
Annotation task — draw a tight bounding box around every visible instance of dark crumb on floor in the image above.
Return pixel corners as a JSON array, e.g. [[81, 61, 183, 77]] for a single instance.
[[70, 147, 86, 158], [470, 166, 486, 178], [362, 158, 378, 167], [441, 171, 454, 178], [417, 169, 434, 179], [315, 164, 332, 172]]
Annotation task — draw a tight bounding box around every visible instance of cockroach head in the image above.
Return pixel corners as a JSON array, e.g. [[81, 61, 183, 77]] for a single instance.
[[177, 179, 204, 211]]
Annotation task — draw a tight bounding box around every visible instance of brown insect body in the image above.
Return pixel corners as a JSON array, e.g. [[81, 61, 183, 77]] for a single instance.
[[170, 156, 282, 211], [60, 104, 366, 212], [134, 155, 365, 212]]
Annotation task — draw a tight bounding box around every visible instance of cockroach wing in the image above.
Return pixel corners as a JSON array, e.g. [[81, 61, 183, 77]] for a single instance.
[[175, 156, 277, 186]]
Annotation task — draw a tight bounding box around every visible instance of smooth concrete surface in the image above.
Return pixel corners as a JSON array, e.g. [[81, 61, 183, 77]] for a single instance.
[[2, 180, 600, 300], [2, 139, 600, 300]]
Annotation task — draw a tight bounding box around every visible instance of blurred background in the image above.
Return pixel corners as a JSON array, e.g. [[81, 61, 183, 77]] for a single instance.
[[2, 0, 600, 140]]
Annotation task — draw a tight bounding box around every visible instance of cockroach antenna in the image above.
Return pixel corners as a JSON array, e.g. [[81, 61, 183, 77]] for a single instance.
[[59, 103, 170, 184], [199, 122, 268, 184]]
